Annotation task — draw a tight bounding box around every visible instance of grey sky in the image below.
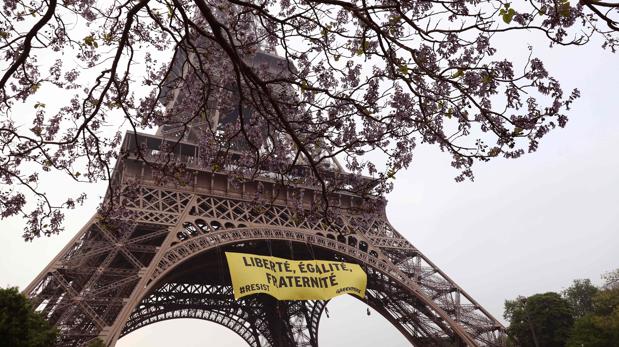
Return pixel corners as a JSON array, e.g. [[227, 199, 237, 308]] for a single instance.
[[1, 29, 618, 347]]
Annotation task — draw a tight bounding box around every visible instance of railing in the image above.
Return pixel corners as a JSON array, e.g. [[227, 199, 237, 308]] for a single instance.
[[118, 131, 380, 194]]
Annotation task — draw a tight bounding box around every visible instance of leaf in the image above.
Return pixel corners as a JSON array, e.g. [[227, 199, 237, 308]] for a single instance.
[[34, 102, 46, 109], [398, 64, 409, 75], [445, 108, 453, 119], [500, 8, 516, 24], [356, 40, 370, 56], [558, 0, 571, 17], [300, 80, 309, 92], [513, 127, 523, 136], [102, 33, 113, 44], [84, 35, 98, 48], [452, 69, 464, 78], [107, 101, 121, 109], [320, 24, 332, 38], [538, 6, 547, 15], [488, 147, 500, 157]]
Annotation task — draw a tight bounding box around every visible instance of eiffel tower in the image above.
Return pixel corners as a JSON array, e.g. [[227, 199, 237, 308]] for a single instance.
[[25, 29, 507, 347]]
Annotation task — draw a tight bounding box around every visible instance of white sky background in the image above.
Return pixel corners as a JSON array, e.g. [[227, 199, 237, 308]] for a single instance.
[[1, 22, 618, 347]]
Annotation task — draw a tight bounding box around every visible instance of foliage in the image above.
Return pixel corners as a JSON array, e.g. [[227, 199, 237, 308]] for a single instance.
[[504, 292, 573, 347], [87, 338, 107, 347], [0, 287, 58, 347], [562, 279, 598, 318], [567, 309, 619, 347], [602, 268, 619, 290], [592, 285, 619, 315], [0, 1, 617, 239], [567, 282, 619, 347], [505, 269, 619, 347]]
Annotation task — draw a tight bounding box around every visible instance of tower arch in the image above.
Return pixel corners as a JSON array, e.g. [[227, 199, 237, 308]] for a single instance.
[[113, 228, 479, 346], [25, 133, 506, 347]]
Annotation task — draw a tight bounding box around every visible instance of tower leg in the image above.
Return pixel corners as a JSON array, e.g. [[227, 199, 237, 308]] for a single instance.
[[25, 215, 171, 346], [25, 179, 506, 346]]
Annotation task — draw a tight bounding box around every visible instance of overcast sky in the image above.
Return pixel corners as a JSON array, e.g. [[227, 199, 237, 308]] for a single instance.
[[1, 27, 618, 347]]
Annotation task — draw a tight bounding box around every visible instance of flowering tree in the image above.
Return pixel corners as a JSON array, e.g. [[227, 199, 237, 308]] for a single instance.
[[0, 0, 617, 240]]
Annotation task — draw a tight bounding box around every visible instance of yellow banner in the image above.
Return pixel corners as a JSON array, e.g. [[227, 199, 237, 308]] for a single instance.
[[225, 252, 367, 300]]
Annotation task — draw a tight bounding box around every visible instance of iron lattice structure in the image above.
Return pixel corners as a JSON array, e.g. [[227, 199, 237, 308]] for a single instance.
[[25, 132, 507, 347], [25, 38, 506, 346]]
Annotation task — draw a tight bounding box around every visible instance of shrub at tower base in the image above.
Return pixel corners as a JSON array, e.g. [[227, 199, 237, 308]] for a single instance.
[[0, 287, 57, 347], [504, 269, 619, 347]]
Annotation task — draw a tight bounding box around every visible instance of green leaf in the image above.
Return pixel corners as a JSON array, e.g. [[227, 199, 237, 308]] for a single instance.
[[84, 35, 98, 48], [559, 0, 571, 17], [513, 127, 523, 136], [389, 15, 401, 25], [102, 33, 113, 44], [300, 80, 309, 92], [356, 40, 370, 56], [500, 8, 516, 24], [445, 108, 453, 119], [398, 64, 409, 75], [538, 6, 547, 15]]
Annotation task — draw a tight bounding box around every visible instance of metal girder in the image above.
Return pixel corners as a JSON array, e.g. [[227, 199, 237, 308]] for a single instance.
[[25, 149, 506, 347]]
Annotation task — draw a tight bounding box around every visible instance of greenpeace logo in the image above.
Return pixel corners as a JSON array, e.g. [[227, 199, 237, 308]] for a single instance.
[[336, 286, 361, 294]]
